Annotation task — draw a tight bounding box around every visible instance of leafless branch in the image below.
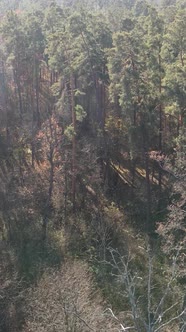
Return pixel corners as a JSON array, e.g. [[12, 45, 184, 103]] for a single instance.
[[154, 310, 185, 332], [104, 308, 135, 331], [106, 247, 183, 332], [153, 301, 179, 326], [73, 311, 95, 332], [147, 251, 153, 331], [152, 252, 179, 324]]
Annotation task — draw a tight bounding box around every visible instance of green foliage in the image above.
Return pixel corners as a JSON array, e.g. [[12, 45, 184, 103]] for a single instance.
[[75, 104, 86, 122], [64, 124, 75, 140]]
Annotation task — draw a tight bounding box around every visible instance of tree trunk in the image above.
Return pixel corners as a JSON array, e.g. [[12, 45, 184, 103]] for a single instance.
[[70, 74, 76, 213], [35, 59, 41, 128], [42, 146, 54, 241], [13, 68, 23, 119], [158, 50, 163, 208], [142, 122, 152, 233]]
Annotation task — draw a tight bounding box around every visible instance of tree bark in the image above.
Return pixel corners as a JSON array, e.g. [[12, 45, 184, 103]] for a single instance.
[[13, 68, 23, 119], [142, 121, 152, 233], [158, 51, 163, 204], [70, 74, 76, 213]]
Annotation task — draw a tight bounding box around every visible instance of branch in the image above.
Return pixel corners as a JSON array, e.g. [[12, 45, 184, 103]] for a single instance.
[[153, 301, 179, 326], [104, 308, 135, 331], [153, 253, 178, 324], [180, 321, 186, 332], [147, 252, 153, 330], [157, 161, 178, 178], [154, 310, 185, 332], [108, 249, 143, 332], [73, 311, 95, 332]]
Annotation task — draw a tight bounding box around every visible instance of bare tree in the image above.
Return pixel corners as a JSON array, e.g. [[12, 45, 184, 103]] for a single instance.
[[104, 247, 184, 332], [22, 260, 117, 332]]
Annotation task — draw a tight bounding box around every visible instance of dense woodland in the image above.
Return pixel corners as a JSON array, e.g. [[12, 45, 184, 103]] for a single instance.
[[0, 0, 185, 331]]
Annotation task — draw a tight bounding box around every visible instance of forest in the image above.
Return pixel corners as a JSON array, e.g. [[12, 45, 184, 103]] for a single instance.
[[0, 0, 185, 331]]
